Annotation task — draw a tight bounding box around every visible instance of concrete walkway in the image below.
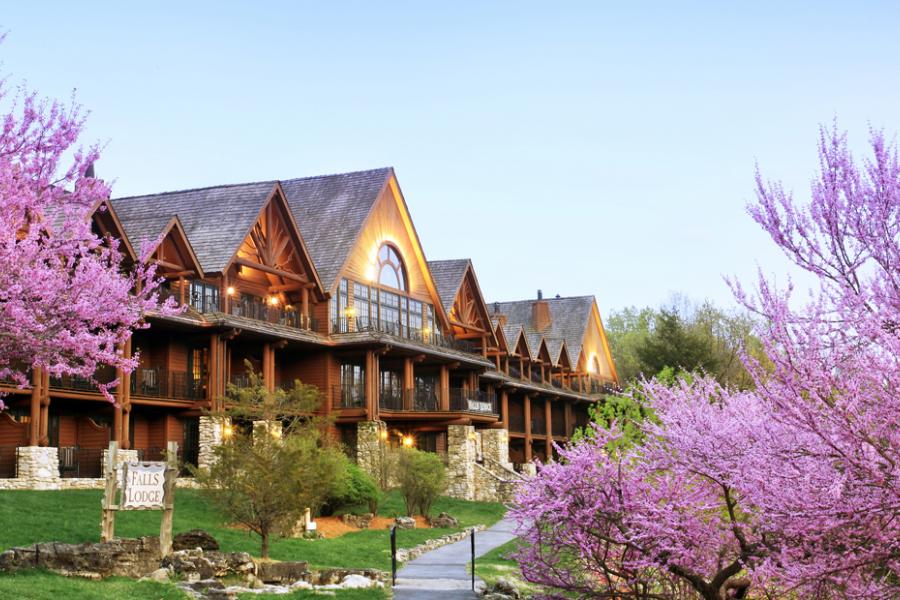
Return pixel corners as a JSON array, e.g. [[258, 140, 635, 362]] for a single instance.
[[392, 517, 518, 599]]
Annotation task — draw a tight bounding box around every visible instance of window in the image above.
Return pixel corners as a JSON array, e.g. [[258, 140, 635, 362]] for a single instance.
[[353, 282, 371, 328], [189, 281, 219, 313], [377, 243, 406, 291]]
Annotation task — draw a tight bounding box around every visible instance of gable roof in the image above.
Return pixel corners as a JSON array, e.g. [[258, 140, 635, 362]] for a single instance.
[[492, 296, 596, 368], [279, 168, 392, 290], [427, 259, 471, 316], [111, 181, 278, 273]]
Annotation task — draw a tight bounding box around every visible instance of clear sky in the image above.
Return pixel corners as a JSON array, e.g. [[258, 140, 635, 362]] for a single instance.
[[2, 2, 899, 316]]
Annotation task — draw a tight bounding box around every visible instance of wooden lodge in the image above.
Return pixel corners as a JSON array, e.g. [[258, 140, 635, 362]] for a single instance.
[[0, 167, 618, 482]]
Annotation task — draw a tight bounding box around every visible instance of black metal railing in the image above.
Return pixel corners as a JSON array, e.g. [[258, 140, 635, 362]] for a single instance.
[[230, 373, 251, 388], [412, 386, 439, 411], [130, 367, 204, 400], [334, 384, 366, 409], [379, 386, 405, 411], [330, 317, 475, 353], [188, 290, 219, 313], [449, 389, 498, 415], [58, 447, 104, 478], [0, 446, 17, 478], [49, 366, 117, 393], [509, 413, 525, 433], [228, 297, 317, 332]]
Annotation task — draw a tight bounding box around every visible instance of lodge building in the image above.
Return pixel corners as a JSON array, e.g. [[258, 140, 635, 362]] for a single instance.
[[0, 167, 618, 492]]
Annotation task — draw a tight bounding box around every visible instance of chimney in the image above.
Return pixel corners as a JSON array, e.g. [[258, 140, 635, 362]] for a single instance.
[[492, 301, 507, 326], [533, 290, 551, 331]]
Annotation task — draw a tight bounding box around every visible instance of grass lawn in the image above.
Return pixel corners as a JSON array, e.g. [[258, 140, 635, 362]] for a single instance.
[[0, 488, 506, 571], [474, 537, 545, 597]]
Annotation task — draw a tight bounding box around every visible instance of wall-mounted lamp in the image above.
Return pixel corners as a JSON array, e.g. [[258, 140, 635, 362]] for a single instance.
[[226, 286, 236, 296], [223, 423, 234, 439], [268, 296, 280, 306], [379, 429, 388, 441]]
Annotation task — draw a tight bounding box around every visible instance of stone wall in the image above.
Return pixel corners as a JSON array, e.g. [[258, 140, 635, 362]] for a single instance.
[[13, 446, 59, 490], [445, 425, 476, 500], [198, 415, 229, 470], [480, 429, 512, 469]]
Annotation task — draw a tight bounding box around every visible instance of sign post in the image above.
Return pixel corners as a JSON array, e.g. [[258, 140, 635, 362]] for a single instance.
[[100, 440, 179, 558]]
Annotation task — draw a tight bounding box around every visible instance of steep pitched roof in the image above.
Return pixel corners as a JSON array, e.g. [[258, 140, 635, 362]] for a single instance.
[[427, 259, 471, 315], [279, 168, 392, 290], [492, 296, 595, 367], [111, 181, 278, 273]]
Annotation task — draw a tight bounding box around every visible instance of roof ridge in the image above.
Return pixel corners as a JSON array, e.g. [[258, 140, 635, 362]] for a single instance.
[[113, 179, 277, 201], [492, 294, 595, 304], [280, 166, 393, 185]]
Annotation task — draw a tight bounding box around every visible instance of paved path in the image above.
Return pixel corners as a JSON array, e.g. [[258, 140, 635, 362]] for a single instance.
[[392, 517, 517, 599]]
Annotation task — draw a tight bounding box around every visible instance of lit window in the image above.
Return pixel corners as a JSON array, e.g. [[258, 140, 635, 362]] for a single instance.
[[377, 244, 407, 291]]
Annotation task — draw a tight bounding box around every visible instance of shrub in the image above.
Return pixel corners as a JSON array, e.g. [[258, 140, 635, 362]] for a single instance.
[[395, 448, 446, 517], [328, 462, 381, 515]]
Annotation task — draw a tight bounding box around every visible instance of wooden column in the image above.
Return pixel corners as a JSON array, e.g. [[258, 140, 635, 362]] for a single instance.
[[301, 288, 309, 325], [114, 343, 125, 444], [500, 389, 509, 430], [222, 274, 230, 314], [403, 358, 414, 410], [209, 334, 220, 411], [439, 364, 450, 411], [122, 338, 132, 449], [28, 367, 42, 446], [262, 343, 274, 392], [364, 350, 375, 420], [178, 275, 186, 306], [545, 398, 553, 458], [523, 394, 532, 462], [39, 371, 50, 446], [564, 401, 573, 438], [481, 334, 488, 357]]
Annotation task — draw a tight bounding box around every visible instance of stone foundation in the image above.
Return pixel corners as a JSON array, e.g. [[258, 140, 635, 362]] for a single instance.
[[481, 429, 513, 470], [15, 446, 60, 490], [356, 421, 388, 484], [446, 425, 476, 500], [198, 415, 230, 470]]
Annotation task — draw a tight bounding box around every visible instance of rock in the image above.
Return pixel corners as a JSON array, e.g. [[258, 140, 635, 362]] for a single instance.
[[162, 548, 255, 580], [394, 516, 416, 529], [489, 576, 521, 598], [139, 567, 171, 583], [338, 573, 377, 588], [256, 560, 310, 584], [174, 529, 220, 551], [0, 537, 161, 579], [340, 513, 374, 529], [428, 512, 459, 528]]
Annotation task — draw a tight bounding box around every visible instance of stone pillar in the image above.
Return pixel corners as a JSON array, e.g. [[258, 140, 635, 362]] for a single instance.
[[103, 448, 139, 471], [446, 424, 476, 500], [16, 446, 60, 490], [481, 428, 512, 470], [198, 415, 230, 470], [356, 420, 387, 485]]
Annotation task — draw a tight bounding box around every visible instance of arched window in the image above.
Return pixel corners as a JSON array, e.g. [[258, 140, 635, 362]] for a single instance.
[[377, 243, 407, 291]]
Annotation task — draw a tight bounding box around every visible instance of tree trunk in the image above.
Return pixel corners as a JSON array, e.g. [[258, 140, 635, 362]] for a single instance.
[[261, 530, 269, 559]]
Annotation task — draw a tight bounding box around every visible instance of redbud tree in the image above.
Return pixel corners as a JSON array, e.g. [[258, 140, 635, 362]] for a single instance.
[[0, 62, 173, 402], [512, 127, 900, 600]]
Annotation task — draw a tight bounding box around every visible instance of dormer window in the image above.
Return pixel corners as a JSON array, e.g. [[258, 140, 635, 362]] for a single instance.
[[377, 243, 406, 291]]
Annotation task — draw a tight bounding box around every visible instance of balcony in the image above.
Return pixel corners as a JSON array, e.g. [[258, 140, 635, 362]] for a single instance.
[[508, 364, 521, 379], [449, 389, 498, 415], [228, 297, 318, 332], [531, 419, 547, 436], [530, 369, 544, 384], [331, 317, 475, 354], [379, 386, 404, 411], [552, 418, 566, 437], [334, 384, 366, 409], [49, 365, 117, 393], [131, 367, 203, 400]]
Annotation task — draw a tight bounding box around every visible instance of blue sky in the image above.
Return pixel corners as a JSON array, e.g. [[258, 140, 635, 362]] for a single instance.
[[3, 2, 899, 315]]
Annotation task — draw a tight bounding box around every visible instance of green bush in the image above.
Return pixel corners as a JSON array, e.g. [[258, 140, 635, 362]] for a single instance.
[[396, 448, 446, 517], [329, 462, 381, 515]]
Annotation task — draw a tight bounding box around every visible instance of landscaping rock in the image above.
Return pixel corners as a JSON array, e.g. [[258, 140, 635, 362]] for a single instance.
[[336, 573, 379, 588], [139, 567, 172, 583], [0, 537, 161, 579], [394, 516, 416, 529], [340, 512, 374, 529], [174, 529, 220, 551], [428, 511, 459, 528], [162, 548, 255, 580], [256, 560, 310, 584], [482, 576, 522, 598]]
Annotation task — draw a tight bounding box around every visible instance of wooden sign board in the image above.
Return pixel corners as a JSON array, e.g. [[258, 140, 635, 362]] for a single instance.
[[122, 462, 167, 509]]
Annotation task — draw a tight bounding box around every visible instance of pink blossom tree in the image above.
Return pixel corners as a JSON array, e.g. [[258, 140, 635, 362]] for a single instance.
[[0, 63, 174, 403], [512, 127, 900, 599]]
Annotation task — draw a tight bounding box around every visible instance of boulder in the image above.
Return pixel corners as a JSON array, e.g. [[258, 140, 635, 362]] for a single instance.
[[340, 513, 374, 529], [173, 529, 220, 551], [162, 548, 255, 580], [428, 512, 459, 528], [394, 516, 416, 529], [0, 537, 161, 579], [139, 567, 172, 583], [256, 560, 310, 584]]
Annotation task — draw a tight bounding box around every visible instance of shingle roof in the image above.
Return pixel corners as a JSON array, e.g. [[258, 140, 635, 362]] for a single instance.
[[427, 259, 471, 315], [491, 296, 595, 366], [111, 181, 277, 272], [280, 168, 393, 291]]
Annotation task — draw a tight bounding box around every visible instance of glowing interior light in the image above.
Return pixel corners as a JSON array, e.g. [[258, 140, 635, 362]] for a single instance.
[[268, 296, 279, 306], [223, 423, 234, 439], [226, 286, 236, 296], [402, 435, 415, 448]]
